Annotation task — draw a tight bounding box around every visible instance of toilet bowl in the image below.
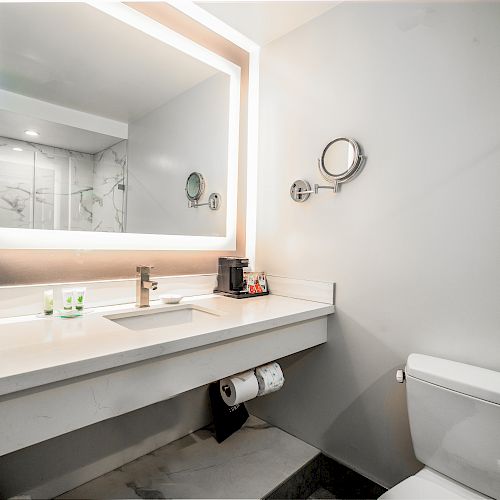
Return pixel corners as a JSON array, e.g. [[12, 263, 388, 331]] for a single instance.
[[380, 354, 500, 500], [379, 467, 490, 499]]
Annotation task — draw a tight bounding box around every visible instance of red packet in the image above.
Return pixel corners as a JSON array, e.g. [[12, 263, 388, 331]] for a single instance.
[[243, 272, 269, 295]]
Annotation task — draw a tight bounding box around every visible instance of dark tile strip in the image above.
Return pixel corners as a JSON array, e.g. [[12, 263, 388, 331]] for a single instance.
[[319, 455, 386, 500], [263, 454, 386, 500], [265, 454, 322, 500]]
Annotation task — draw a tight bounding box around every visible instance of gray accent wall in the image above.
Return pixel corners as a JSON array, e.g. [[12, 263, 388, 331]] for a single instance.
[[249, 1, 500, 489], [0, 386, 211, 498]]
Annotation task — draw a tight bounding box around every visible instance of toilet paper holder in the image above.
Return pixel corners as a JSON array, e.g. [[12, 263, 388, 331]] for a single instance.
[[220, 362, 285, 407]]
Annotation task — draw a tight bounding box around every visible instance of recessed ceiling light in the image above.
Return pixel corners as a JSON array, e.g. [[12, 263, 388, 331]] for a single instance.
[[12, 147, 23, 152], [24, 130, 39, 137]]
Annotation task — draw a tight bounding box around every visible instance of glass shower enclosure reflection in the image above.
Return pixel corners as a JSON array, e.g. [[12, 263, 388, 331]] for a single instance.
[[0, 138, 126, 232]]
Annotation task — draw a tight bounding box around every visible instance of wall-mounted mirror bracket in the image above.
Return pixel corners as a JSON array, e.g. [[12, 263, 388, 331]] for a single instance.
[[188, 193, 221, 210], [290, 181, 339, 202], [290, 137, 367, 203]]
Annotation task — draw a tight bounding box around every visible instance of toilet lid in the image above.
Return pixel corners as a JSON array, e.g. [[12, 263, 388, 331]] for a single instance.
[[378, 468, 491, 500]]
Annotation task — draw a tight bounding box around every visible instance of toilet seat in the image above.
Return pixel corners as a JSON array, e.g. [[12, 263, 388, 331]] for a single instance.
[[379, 467, 491, 499]]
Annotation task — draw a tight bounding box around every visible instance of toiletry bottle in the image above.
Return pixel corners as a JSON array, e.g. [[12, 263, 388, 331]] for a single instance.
[[43, 289, 54, 316], [74, 287, 86, 311], [62, 288, 73, 311]]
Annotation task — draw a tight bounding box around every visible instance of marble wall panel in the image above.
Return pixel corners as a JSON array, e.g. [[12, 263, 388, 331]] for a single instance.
[[0, 136, 125, 233], [92, 140, 126, 233]]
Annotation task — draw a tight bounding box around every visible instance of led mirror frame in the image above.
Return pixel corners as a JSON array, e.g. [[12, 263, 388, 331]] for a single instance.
[[319, 137, 363, 184], [0, 1, 242, 251]]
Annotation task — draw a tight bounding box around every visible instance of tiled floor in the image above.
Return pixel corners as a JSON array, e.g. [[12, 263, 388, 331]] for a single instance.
[[58, 416, 320, 499], [58, 415, 385, 499]]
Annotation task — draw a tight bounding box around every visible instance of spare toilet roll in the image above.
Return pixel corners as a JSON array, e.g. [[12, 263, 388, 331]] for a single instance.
[[255, 362, 284, 396], [220, 370, 259, 406]]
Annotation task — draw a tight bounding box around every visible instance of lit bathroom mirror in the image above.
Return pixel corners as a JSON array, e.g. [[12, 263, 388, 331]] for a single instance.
[[0, 2, 240, 250], [185, 173, 206, 202], [319, 137, 364, 184]]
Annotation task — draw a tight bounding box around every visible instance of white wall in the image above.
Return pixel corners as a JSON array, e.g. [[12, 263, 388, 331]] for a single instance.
[[127, 73, 229, 236], [249, 2, 500, 488]]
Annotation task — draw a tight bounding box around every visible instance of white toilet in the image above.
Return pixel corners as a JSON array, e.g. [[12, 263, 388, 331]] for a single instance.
[[380, 353, 500, 499]]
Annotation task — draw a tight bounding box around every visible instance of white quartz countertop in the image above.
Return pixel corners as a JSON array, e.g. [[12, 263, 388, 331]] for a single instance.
[[0, 294, 334, 397]]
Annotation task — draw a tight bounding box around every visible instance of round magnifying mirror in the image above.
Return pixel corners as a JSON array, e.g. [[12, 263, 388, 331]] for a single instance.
[[319, 138, 362, 184], [185, 172, 205, 201]]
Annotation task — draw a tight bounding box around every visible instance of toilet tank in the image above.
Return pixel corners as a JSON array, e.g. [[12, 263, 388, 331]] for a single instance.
[[406, 354, 500, 499]]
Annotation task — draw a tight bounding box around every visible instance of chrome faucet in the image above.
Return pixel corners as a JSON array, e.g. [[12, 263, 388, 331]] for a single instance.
[[136, 266, 158, 308]]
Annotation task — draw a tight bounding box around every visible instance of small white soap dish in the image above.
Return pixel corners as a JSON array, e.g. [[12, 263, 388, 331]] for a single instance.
[[159, 294, 183, 304]]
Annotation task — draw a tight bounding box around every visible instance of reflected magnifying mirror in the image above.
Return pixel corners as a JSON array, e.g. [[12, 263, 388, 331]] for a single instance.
[[185, 172, 205, 202], [185, 172, 221, 210]]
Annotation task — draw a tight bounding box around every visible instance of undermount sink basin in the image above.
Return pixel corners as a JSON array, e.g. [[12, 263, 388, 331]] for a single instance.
[[104, 304, 220, 331]]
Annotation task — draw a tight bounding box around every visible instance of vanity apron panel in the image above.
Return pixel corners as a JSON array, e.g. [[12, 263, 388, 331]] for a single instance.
[[0, 317, 327, 456]]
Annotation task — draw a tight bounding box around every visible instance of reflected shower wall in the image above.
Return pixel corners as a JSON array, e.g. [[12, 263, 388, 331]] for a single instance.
[[92, 140, 127, 233], [0, 137, 126, 232], [0, 141, 34, 228]]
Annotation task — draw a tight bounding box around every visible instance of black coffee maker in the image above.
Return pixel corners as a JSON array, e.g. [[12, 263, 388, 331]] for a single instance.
[[214, 257, 249, 298]]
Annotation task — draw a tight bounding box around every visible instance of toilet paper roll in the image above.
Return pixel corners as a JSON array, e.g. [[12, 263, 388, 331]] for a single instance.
[[255, 362, 284, 396], [220, 370, 259, 406]]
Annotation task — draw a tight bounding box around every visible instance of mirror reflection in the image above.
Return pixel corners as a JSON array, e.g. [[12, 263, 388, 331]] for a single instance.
[[0, 3, 232, 237], [322, 139, 355, 176]]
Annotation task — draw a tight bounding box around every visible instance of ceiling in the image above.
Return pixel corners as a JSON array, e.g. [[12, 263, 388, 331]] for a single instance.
[[0, 3, 218, 123], [0, 110, 123, 154], [197, 1, 339, 46]]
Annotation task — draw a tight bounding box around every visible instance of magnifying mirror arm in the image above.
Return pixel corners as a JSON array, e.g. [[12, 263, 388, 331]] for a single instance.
[[290, 180, 339, 202], [188, 193, 221, 210], [314, 182, 339, 194], [292, 183, 339, 196], [189, 200, 210, 208]]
